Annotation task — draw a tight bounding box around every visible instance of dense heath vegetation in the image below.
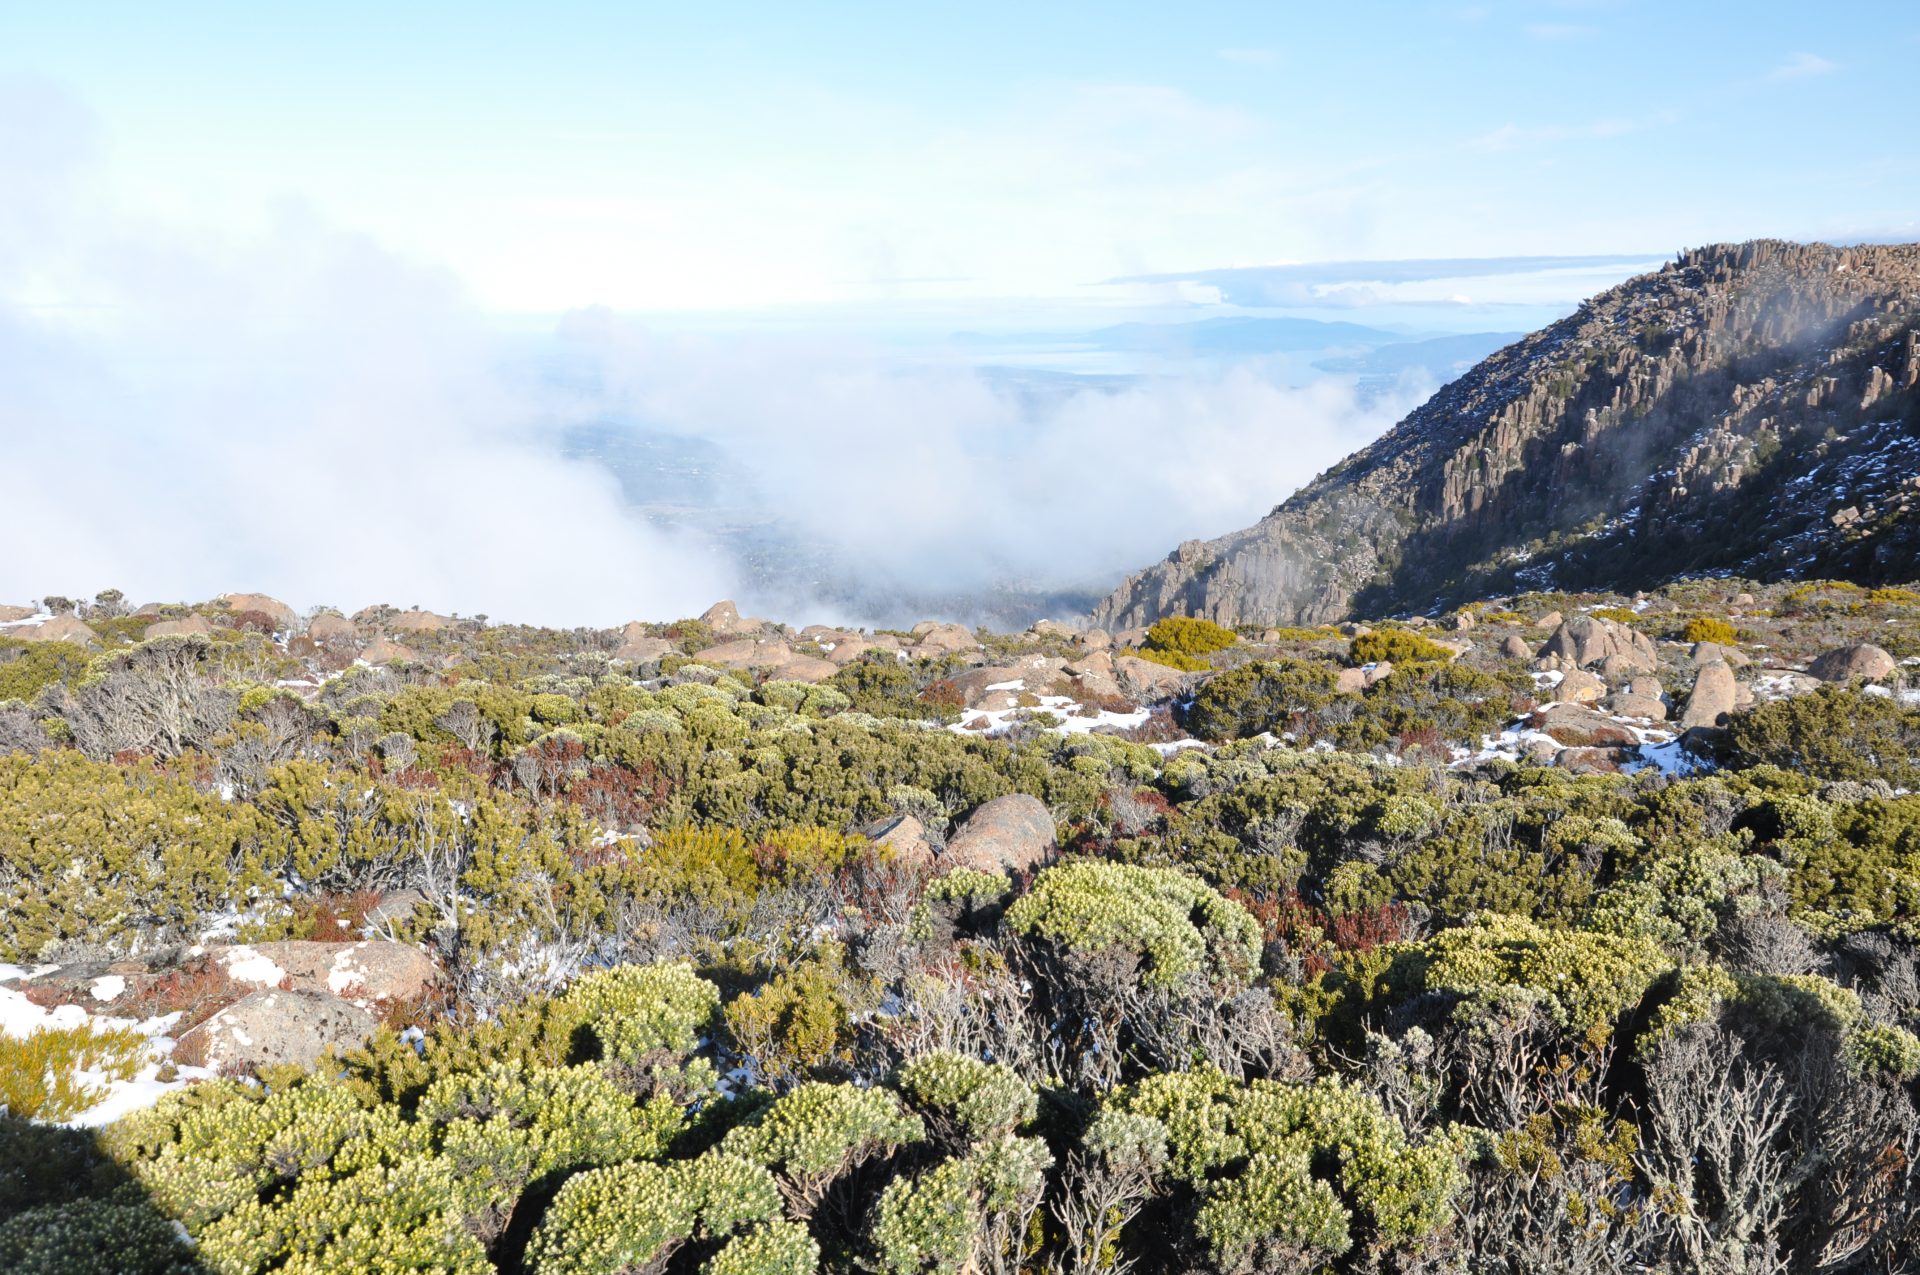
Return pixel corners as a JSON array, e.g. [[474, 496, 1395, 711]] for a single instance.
[[3, 580, 1920, 1274]]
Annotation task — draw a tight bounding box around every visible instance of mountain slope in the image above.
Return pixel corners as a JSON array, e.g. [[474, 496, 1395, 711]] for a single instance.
[[1092, 240, 1920, 629]]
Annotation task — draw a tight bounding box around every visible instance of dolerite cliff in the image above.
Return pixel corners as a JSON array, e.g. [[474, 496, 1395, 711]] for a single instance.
[[1093, 240, 1920, 629]]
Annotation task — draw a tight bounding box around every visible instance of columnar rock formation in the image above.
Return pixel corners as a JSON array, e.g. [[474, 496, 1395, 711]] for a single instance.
[[1095, 240, 1920, 628]]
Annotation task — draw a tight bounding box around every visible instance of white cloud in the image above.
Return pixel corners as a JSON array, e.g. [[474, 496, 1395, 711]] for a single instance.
[[1770, 51, 1837, 80], [0, 81, 730, 626], [555, 314, 1430, 619]]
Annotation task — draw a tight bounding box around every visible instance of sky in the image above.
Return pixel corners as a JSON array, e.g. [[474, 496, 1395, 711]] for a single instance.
[[1, 2, 1916, 624], [7, 0, 1916, 315]]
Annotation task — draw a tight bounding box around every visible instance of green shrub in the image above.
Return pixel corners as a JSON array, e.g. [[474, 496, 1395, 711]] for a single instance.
[[1005, 862, 1263, 988], [1184, 660, 1339, 742], [1681, 615, 1736, 644], [0, 1198, 199, 1275], [1348, 630, 1454, 666], [1386, 913, 1673, 1034], [896, 1052, 1036, 1141], [0, 1024, 146, 1121], [1723, 686, 1920, 787], [1144, 617, 1238, 658], [0, 750, 279, 959], [721, 1082, 923, 1216], [1106, 1067, 1460, 1269]]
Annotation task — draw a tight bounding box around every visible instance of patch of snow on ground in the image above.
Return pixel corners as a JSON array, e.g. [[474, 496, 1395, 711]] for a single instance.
[[0, 970, 217, 1126]]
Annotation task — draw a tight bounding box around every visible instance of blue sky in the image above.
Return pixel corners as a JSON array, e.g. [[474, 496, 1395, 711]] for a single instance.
[[7, 0, 1916, 317]]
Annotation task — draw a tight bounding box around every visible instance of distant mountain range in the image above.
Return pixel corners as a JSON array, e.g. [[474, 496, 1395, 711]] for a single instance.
[[1095, 240, 1920, 628]]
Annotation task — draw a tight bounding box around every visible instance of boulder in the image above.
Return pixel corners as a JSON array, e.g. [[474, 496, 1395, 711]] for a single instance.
[[218, 593, 298, 631], [693, 638, 781, 668], [12, 614, 97, 645], [1362, 660, 1395, 687], [824, 637, 871, 666], [1691, 641, 1752, 668], [1607, 692, 1667, 722], [365, 889, 426, 931], [1452, 610, 1476, 630], [1114, 656, 1191, 701], [774, 656, 839, 684], [1500, 635, 1531, 659], [143, 614, 217, 640], [1556, 669, 1607, 704], [211, 940, 439, 1007], [1533, 611, 1563, 630], [615, 635, 675, 664], [1807, 643, 1896, 684], [178, 988, 376, 1072], [1679, 661, 1738, 730], [1083, 628, 1113, 652], [390, 609, 455, 633], [912, 622, 978, 654], [1537, 616, 1657, 672], [359, 637, 418, 665], [946, 656, 1068, 707], [307, 613, 360, 643], [1555, 746, 1633, 775], [864, 813, 934, 866], [943, 795, 1055, 875], [0, 604, 36, 623], [1030, 619, 1079, 640], [1066, 652, 1114, 678], [1597, 652, 1653, 680], [700, 600, 768, 637], [1335, 668, 1369, 695], [1530, 704, 1638, 748]]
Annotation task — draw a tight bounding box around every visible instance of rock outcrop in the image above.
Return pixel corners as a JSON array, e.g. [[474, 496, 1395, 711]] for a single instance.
[[1095, 241, 1920, 629]]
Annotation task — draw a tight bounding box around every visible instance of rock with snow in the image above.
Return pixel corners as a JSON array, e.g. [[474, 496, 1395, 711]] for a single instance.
[[12, 614, 98, 645], [944, 795, 1055, 875], [0, 604, 37, 622], [1530, 704, 1638, 748], [178, 988, 377, 1072], [1806, 643, 1896, 684], [212, 940, 439, 1007]]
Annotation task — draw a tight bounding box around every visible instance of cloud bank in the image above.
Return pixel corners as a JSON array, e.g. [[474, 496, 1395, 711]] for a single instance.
[[0, 80, 729, 627], [1, 78, 1428, 630]]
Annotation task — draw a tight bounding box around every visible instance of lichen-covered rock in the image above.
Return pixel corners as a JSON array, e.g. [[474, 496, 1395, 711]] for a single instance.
[[177, 988, 377, 1071]]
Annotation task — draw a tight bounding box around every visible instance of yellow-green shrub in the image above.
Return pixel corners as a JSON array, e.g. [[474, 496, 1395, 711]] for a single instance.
[[0, 1024, 146, 1121]]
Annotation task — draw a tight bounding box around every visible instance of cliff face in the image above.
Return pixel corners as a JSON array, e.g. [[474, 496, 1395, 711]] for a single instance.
[[1093, 240, 1920, 629]]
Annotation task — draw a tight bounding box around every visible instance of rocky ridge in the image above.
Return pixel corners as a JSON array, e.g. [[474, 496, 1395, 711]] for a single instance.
[[1094, 240, 1920, 629]]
